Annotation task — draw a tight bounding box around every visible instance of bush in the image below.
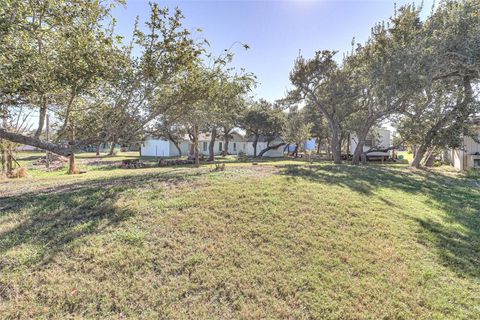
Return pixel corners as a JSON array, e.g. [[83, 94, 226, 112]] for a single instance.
[[466, 169, 480, 179], [237, 151, 248, 162]]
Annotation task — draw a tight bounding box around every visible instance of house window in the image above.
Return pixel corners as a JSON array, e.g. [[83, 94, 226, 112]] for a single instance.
[[474, 159, 480, 168], [202, 142, 207, 152], [219, 142, 223, 151], [233, 142, 237, 152]]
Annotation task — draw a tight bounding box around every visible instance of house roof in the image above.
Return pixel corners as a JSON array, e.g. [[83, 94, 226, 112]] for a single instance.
[[195, 130, 246, 142], [246, 134, 284, 143]]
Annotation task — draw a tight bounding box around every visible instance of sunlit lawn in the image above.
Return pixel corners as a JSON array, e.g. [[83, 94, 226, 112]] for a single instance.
[[0, 153, 479, 319]]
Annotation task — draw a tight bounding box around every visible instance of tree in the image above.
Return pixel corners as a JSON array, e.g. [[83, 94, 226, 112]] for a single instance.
[[289, 50, 358, 164], [0, 1, 202, 174], [283, 107, 313, 157], [347, 5, 422, 164], [303, 103, 329, 154], [395, 0, 480, 168], [240, 100, 285, 158], [0, 0, 125, 173]]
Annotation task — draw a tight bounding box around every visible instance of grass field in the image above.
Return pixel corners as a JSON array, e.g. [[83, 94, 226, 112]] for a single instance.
[[1, 152, 479, 319]]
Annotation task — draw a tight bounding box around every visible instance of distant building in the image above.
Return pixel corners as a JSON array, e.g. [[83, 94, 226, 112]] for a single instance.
[[444, 119, 480, 171], [349, 128, 392, 159], [141, 131, 286, 158]]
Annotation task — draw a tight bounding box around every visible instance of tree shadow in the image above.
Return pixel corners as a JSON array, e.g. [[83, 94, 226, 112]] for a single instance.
[[277, 164, 480, 279], [0, 168, 207, 271]]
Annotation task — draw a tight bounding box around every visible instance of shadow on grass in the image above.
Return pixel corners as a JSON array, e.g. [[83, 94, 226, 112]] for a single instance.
[[0, 169, 206, 271], [278, 164, 480, 279]]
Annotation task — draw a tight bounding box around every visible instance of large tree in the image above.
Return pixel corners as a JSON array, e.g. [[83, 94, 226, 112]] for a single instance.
[[0, 1, 202, 174], [396, 0, 480, 168], [240, 99, 285, 158], [289, 50, 358, 164], [347, 5, 422, 164], [283, 107, 313, 157]]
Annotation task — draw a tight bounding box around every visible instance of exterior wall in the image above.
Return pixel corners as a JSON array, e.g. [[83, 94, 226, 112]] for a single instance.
[[228, 141, 246, 155], [452, 149, 465, 171], [168, 141, 190, 157], [350, 128, 391, 156], [246, 139, 285, 157], [446, 128, 480, 171], [141, 138, 171, 157], [198, 140, 224, 156], [197, 133, 247, 156], [304, 139, 317, 151], [463, 129, 480, 154]]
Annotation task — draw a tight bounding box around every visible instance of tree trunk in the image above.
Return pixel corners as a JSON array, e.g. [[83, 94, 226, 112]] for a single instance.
[[108, 139, 116, 156], [167, 133, 182, 157], [172, 140, 182, 157], [68, 153, 78, 174], [193, 124, 200, 167], [330, 127, 342, 164], [0, 144, 6, 173], [208, 128, 217, 161], [411, 143, 428, 168], [0, 128, 74, 156], [34, 102, 47, 139], [223, 135, 229, 156], [293, 144, 299, 157], [6, 146, 13, 176], [68, 125, 79, 174], [253, 134, 259, 158], [95, 143, 101, 156], [316, 137, 321, 154], [346, 133, 350, 158], [352, 129, 368, 165], [326, 136, 331, 159], [424, 151, 435, 167]]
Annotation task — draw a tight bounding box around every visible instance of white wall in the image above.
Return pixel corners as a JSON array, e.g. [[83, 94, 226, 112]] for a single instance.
[[141, 138, 171, 157], [350, 128, 391, 156], [246, 140, 285, 157], [447, 128, 480, 171], [169, 141, 190, 157], [197, 139, 247, 156], [452, 149, 464, 171], [198, 140, 224, 156], [463, 128, 480, 155]]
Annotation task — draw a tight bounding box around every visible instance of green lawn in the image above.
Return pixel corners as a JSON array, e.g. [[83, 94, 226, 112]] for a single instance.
[[1, 153, 479, 319]]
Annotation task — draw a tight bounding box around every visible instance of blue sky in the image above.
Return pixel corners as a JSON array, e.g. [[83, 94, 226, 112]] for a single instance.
[[113, 0, 434, 102]]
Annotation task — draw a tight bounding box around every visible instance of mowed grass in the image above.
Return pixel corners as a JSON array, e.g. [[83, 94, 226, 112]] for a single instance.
[[0, 154, 479, 319]]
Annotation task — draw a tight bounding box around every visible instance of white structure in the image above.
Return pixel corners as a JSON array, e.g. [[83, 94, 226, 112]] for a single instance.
[[349, 128, 392, 159], [141, 137, 190, 157], [141, 132, 287, 158], [246, 135, 285, 157], [197, 131, 247, 156], [444, 122, 480, 171]]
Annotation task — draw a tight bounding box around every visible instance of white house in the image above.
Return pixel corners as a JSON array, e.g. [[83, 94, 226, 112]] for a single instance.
[[444, 120, 480, 171], [349, 128, 392, 159], [197, 131, 247, 156], [141, 131, 287, 158]]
